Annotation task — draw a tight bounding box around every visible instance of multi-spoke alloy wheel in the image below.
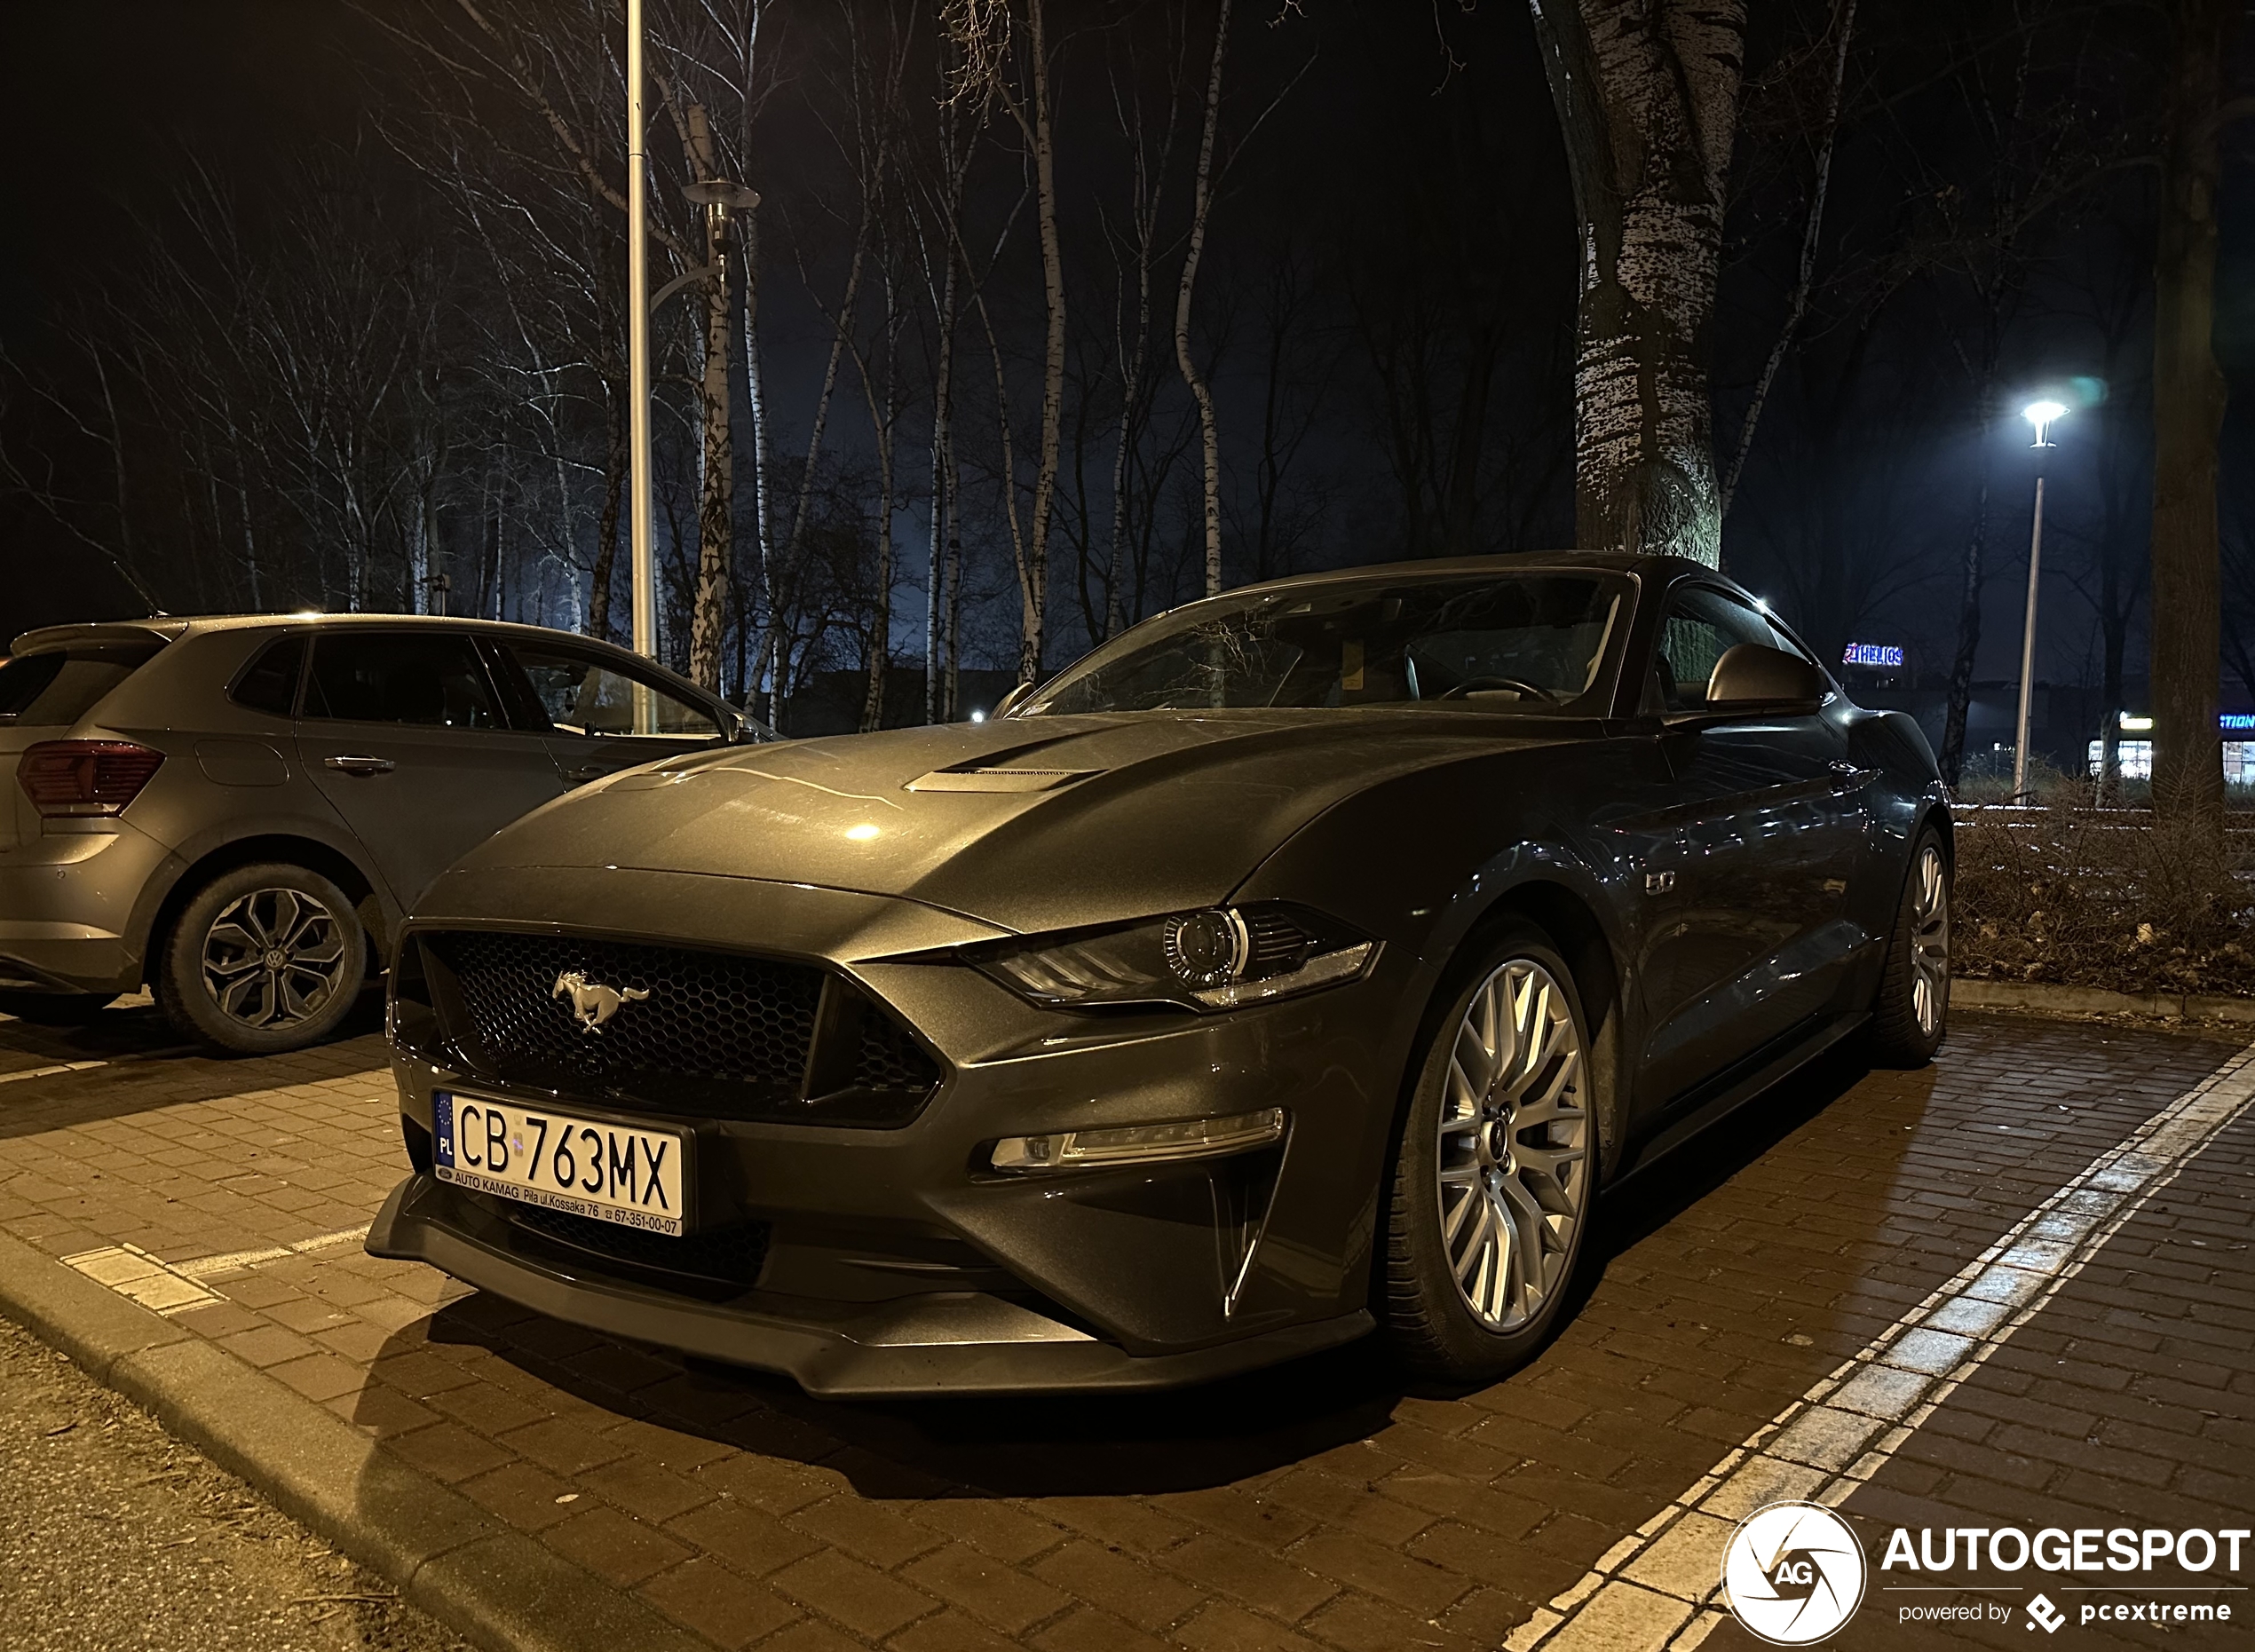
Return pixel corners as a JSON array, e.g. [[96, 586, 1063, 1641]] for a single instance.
[[159, 863, 367, 1054], [1910, 844, 1949, 1037], [202, 888, 350, 1032], [1434, 957, 1590, 1334]]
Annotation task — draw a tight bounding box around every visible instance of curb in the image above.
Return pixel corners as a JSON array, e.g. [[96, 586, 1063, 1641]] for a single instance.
[[1955, 979, 2255, 1022], [0, 1227, 707, 1652]]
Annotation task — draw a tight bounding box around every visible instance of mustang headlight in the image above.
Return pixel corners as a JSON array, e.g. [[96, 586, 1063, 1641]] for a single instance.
[[974, 903, 1374, 1012]]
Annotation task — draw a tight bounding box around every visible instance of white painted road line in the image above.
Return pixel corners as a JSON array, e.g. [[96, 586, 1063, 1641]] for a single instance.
[[172, 1225, 368, 1279], [61, 1244, 221, 1315], [62, 1225, 371, 1316], [1507, 1038, 2255, 1652], [0, 1060, 108, 1087]]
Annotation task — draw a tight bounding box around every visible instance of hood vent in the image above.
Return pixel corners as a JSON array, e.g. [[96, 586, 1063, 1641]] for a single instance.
[[905, 767, 1100, 794]]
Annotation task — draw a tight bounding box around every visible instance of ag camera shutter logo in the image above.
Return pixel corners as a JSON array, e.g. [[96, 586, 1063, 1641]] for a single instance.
[[1723, 1502, 1868, 1645]]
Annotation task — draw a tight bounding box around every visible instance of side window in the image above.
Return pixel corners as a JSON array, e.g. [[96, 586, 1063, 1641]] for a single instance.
[[505, 646, 719, 739], [230, 635, 305, 716], [1650, 589, 1792, 711], [303, 633, 502, 729]]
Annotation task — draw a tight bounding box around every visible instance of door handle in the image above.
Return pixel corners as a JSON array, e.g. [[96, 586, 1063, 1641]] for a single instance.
[[322, 754, 396, 776], [560, 765, 607, 785], [1828, 759, 1868, 786]]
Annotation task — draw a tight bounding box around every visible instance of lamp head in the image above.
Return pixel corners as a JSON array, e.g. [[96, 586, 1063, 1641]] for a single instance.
[[2023, 399, 2069, 447]]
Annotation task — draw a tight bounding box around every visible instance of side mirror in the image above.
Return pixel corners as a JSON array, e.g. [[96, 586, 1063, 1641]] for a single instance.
[[989, 680, 1037, 720], [1706, 643, 1824, 708]]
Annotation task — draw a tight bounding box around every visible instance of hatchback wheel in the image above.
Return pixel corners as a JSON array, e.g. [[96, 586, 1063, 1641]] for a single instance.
[[1866, 829, 1950, 1068], [158, 864, 367, 1054], [1382, 926, 1595, 1382]]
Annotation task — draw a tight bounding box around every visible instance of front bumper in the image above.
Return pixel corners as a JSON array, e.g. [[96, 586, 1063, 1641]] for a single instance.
[[372, 866, 1420, 1395], [368, 1176, 1371, 1396]]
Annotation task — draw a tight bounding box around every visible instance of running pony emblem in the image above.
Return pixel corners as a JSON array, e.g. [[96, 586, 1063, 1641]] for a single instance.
[[551, 971, 649, 1034]]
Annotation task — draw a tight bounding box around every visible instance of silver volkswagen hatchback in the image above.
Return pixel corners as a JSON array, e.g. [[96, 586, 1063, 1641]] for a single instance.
[[0, 614, 762, 1052]]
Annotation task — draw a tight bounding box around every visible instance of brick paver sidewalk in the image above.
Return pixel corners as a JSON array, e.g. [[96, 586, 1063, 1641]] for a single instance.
[[0, 1001, 2245, 1652]]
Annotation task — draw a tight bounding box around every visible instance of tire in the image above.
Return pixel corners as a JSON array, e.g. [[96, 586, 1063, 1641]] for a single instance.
[[0, 991, 118, 1026], [1864, 827, 1950, 1069], [1382, 924, 1598, 1383], [156, 863, 367, 1055]]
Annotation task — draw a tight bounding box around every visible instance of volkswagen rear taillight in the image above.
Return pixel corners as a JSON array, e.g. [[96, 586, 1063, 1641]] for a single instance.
[[17, 740, 166, 817]]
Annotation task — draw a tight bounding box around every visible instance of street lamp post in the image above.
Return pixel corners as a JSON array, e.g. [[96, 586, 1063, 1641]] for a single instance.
[[2011, 399, 2069, 801], [626, 0, 654, 668]]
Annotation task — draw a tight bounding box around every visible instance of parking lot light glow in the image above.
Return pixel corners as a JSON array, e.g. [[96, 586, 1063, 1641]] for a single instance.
[[2023, 398, 2068, 447], [844, 823, 882, 841], [990, 1107, 1286, 1173]]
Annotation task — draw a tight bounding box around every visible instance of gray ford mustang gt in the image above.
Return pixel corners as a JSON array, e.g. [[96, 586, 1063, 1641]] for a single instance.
[[369, 552, 1951, 1396]]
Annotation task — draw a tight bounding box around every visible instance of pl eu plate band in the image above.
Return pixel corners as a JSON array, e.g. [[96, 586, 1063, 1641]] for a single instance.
[[1504, 1038, 2255, 1652]]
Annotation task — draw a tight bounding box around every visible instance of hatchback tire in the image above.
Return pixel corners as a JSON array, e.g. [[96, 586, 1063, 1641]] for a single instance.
[[1865, 828, 1950, 1069], [1382, 925, 1596, 1384], [158, 864, 367, 1055]]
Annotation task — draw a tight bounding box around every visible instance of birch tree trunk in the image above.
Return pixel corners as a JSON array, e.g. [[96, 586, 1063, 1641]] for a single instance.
[[927, 236, 960, 723], [1175, 0, 1230, 598], [687, 105, 735, 694], [1023, 0, 1065, 681], [741, 202, 773, 707], [2148, 0, 2235, 827], [1527, 0, 1747, 565]]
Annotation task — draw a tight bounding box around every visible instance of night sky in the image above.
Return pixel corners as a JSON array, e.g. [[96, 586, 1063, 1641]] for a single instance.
[[4, 1, 2251, 719]]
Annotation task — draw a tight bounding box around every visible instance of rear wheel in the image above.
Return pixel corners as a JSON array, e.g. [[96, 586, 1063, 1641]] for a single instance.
[[0, 991, 117, 1026], [157, 863, 366, 1055], [1865, 829, 1950, 1068], [1382, 927, 1595, 1383]]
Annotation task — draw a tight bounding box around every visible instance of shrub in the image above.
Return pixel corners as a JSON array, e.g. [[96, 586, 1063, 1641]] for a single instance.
[[1952, 803, 2255, 996]]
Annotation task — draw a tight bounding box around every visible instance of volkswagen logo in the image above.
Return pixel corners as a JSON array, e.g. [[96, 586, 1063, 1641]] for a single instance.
[[1722, 1501, 1866, 1645], [551, 970, 650, 1034]]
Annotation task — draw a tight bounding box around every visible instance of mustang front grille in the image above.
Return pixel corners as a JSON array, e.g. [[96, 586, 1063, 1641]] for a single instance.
[[400, 930, 941, 1126]]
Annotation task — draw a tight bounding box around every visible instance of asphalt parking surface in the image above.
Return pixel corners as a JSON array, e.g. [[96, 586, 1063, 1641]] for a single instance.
[[0, 999, 2248, 1652]]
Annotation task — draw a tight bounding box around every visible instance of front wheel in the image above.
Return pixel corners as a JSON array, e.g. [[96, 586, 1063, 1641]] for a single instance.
[[1381, 927, 1596, 1383], [157, 863, 368, 1055], [1865, 829, 1950, 1068]]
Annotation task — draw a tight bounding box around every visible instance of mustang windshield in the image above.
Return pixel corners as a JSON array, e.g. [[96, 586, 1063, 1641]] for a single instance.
[[1026, 573, 1626, 715]]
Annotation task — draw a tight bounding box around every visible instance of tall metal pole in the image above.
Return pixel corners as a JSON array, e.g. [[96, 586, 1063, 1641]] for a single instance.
[[626, 0, 655, 666], [2011, 466, 2047, 800]]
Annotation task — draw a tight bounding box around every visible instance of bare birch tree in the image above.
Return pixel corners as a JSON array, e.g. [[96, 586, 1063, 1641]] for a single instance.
[[946, 0, 1066, 682], [1175, 0, 1230, 598], [1527, 0, 1747, 565], [1719, 0, 1856, 520]]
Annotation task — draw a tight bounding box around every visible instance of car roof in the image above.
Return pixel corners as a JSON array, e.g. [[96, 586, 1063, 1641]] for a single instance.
[[10, 612, 650, 658], [1202, 550, 1730, 603]]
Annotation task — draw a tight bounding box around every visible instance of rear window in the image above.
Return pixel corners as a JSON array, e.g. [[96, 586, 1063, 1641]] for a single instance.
[[0, 644, 162, 726]]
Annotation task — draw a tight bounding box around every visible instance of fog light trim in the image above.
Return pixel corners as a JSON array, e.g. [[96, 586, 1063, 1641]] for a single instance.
[[991, 1107, 1286, 1174]]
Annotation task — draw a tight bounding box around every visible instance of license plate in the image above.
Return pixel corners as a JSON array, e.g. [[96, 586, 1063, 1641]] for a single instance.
[[432, 1091, 687, 1237]]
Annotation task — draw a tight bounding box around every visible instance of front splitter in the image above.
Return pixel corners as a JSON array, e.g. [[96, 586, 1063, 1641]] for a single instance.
[[365, 1176, 1372, 1398]]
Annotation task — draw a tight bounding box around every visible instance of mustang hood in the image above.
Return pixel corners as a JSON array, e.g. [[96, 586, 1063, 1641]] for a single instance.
[[447, 711, 1575, 934]]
